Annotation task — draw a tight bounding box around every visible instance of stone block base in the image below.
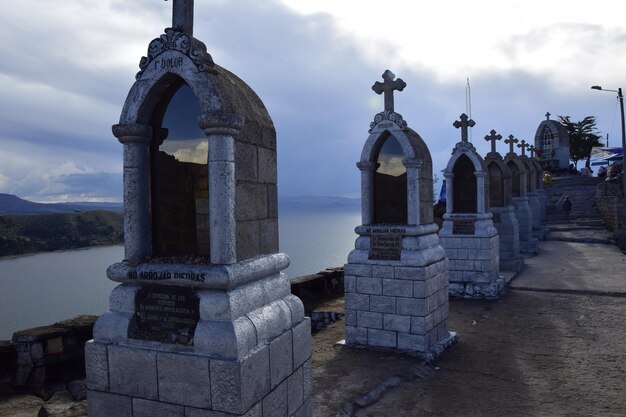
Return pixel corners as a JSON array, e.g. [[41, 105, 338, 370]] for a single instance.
[[344, 225, 455, 361], [86, 254, 312, 417], [86, 321, 312, 417], [520, 237, 539, 255], [439, 216, 502, 300], [448, 276, 505, 300]]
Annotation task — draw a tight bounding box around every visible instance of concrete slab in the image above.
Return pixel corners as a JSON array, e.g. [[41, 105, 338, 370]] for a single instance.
[[509, 240, 626, 295]]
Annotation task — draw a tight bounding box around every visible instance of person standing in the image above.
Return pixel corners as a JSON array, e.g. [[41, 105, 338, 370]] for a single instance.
[[563, 196, 572, 222]]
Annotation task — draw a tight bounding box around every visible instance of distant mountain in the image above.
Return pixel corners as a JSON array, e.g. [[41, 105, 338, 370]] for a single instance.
[[0, 210, 123, 257], [0, 194, 122, 215], [279, 196, 360, 210]]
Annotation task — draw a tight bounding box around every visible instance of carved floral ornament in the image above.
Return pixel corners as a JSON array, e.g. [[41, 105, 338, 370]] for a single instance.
[[136, 28, 215, 80], [368, 110, 408, 133], [451, 139, 477, 155]]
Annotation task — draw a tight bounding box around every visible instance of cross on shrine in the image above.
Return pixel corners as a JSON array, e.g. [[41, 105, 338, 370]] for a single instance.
[[528, 145, 536, 158], [372, 70, 406, 112], [504, 135, 518, 154], [484, 129, 502, 154], [517, 139, 529, 156], [453, 113, 475, 143], [166, 0, 194, 36], [545, 112, 551, 120]]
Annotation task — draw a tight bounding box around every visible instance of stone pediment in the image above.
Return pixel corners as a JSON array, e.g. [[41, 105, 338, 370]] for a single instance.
[[369, 111, 408, 133], [451, 140, 477, 155], [136, 27, 215, 80]]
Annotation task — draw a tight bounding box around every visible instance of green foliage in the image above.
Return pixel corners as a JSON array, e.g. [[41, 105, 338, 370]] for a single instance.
[[558, 115, 604, 168], [0, 210, 123, 257]]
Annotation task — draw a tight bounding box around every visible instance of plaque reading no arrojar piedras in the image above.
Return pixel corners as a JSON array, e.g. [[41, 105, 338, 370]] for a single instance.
[[133, 285, 199, 345], [369, 229, 402, 260]]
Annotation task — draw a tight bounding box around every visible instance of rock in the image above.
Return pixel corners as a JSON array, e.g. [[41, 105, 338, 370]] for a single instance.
[[67, 380, 86, 402], [37, 391, 87, 417], [0, 394, 44, 417]]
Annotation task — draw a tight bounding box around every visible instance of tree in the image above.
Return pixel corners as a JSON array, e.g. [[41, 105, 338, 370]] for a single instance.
[[558, 115, 604, 168]]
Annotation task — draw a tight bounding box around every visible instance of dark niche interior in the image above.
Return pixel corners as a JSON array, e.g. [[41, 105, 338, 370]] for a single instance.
[[374, 135, 407, 224], [488, 162, 504, 207], [452, 154, 477, 213], [151, 83, 209, 256], [507, 160, 520, 197]]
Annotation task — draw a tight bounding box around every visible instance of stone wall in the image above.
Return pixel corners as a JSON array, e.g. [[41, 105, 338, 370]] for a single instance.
[[596, 182, 624, 232]]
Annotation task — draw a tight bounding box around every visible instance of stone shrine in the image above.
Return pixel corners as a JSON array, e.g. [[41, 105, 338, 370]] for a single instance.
[[518, 140, 543, 230], [528, 145, 548, 223], [438, 115, 503, 299], [85, 2, 312, 416], [344, 70, 456, 359], [484, 130, 523, 272], [504, 136, 539, 254], [534, 112, 571, 170]]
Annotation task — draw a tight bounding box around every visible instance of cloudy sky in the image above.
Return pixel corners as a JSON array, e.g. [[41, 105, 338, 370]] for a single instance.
[[1, 0, 625, 202]]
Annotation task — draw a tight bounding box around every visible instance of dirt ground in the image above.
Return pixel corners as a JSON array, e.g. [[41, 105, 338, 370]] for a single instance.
[[311, 291, 626, 417]]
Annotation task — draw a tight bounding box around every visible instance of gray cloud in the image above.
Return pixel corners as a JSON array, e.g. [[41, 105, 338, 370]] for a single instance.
[[0, 1, 619, 202]]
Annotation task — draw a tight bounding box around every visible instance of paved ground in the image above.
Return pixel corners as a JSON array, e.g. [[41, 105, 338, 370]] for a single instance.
[[2, 223, 626, 416], [311, 230, 626, 417]]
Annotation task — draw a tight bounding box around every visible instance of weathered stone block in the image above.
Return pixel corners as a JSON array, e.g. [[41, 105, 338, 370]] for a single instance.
[[345, 325, 367, 345], [345, 293, 369, 311], [87, 391, 132, 417], [398, 333, 425, 351], [369, 295, 395, 313], [258, 147, 277, 184], [382, 279, 412, 297], [383, 314, 410, 333], [85, 341, 108, 391], [344, 264, 371, 277], [357, 311, 383, 329], [236, 183, 268, 221], [282, 294, 305, 325], [210, 345, 270, 414], [235, 142, 258, 182], [262, 379, 287, 417], [368, 329, 397, 348], [394, 266, 425, 280], [133, 398, 185, 417], [287, 366, 304, 415], [157, 352, 211, 408], [344, 275, 357, 293], [269, 330, 293, 389], [292, 318, 311, 369], [344, 309, 357, 326], [372, 265, 394, 278], [259, 218, 278, 255], [302, 359, 312, 399], [396, 298, 426, 316], [108, 345, 157, 400], [237, 220, 260, 262]]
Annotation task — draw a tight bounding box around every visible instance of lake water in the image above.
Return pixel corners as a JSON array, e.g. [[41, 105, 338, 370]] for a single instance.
[[0, 208, 360, 339]]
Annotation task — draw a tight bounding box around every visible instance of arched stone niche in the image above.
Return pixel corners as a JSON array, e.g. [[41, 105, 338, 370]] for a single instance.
[[345, 71, 455, 359], [438, 118, 503, 300], [504, 157, 527, 198], [359, 122, 434, 227], [90, 15, 311, 417], [112, 37, 278, 265], [442, 143, 490, 215], [486, 159, 512, 208]]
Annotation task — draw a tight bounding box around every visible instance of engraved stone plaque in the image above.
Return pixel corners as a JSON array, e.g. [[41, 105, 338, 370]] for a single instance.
[[133, 285, 199, 344], [369, 229, 402, 260], [452, 218, 475, 235]]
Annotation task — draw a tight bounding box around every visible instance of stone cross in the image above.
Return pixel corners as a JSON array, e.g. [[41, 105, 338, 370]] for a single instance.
[[505, 135, 518, 154], [545, 112, 551, 120], [453, 113, 475, 143], [484, 129, 502, 154], [166, 0, 194, 36], [372, 70, 406, 112], [517, 139, 529, 156], [529, 145, 536, 158]]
